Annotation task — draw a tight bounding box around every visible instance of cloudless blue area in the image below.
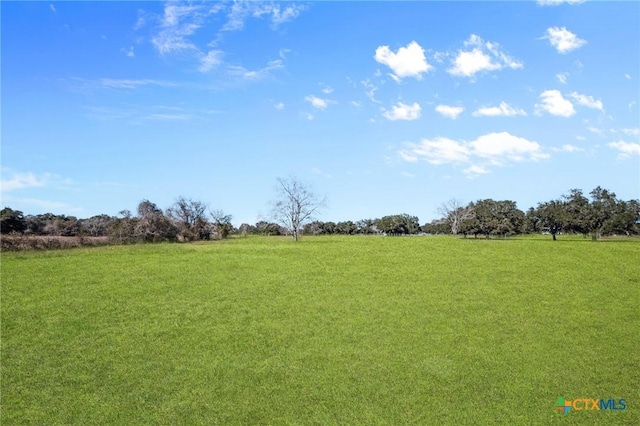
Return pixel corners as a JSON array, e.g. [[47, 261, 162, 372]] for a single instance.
[[2, 1, 639, 225]]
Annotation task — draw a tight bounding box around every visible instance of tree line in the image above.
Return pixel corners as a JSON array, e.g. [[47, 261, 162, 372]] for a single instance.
[[1, 185, 639, 247], [0, 197, 233, 244], [429, 186, 639, 240]]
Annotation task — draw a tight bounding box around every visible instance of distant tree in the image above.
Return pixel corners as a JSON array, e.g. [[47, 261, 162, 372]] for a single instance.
[[459, 211, 481, 238], [336, 220, 357, 235], [52, 215, 81, 237], [355, 219, 377, 235], [523, 207, 539, 235], [255, 220, 282, 236], [209, 209, 233, 239], [109, 210, 137, 244], [238, 223, 256, 236], [135, 200, 177, 242], [585, 186, 618, 240], [472, 199, 523, 238], [271, 176, 326, 241], [438, 199, 474, 235], [376, 214, 420, 235], [303, 221, 324, 235], [562, 189, 590, 236], [421, 219, 450, 234], [81, 214, 114, 237], [322, 221, 337, 235], [605, 199, 640, 236], [532, 200, 567, 240], [167, 196, 209, 241], [24, 214, 46, 235], [0, 207, 26, 234]]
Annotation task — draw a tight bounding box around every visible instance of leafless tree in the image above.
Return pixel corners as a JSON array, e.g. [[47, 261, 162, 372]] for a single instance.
[[209, 209, 233, 240], [271, 176, 326, 241], [167, 196, 209, 241], [438, 199, 475, 235]]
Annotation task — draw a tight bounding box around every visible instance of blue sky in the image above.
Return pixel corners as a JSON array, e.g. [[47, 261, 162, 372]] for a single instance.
[[2, 1, 639, 225]]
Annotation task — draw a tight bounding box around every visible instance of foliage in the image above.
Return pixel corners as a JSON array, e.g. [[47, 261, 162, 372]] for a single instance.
[[134, 200, 177, 242], [375, 214, 420, 235], [531, 200, 566, 240], [0, 207, 26, 234]]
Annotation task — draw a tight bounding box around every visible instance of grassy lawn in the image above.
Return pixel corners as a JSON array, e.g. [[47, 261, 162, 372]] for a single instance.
[[2, 235, 639, 424]]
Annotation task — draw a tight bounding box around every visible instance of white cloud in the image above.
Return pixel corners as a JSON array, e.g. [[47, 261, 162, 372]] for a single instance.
[[361, 79, 381, 104], [83, 104, 218, 123], [134, 12, 147, 31], [569, 92, 604, 111], [121, 46, 135, 58], [472, 101, 527, 117], [621, 128, 640, 136], [1, 171, 71, 192], [398, 132, 548, 176], [49, 4, 56, 13], [147, 2, 303, 74], [625, 74, 632, 80], [537, 0, 585, 5], [305, 95, 330, 110], [268, 4, 305, 26], [199, 50, 223, 73], [1, 172, 47, 192], [448, 34, 523, 78], [400, 137, 470, 165], [543, 27, 587, 54], [223, 2, 305, 32], [556, 72, 569, 84], [435, 105, 465, 119], [274, 102, 284, 110], [374, 41, 432, 80], [463, 165, 490, 177], [470, 132, 548, 163], [608, 141, 640, 157], [383, 102, 422, 121], [535, 90, 576, 117], [228, 59, 283, 80], [321, 86, 333, 94], [553, 144, 584, 152], [97, 78, 177, 90], [152, 4, 205, 55]]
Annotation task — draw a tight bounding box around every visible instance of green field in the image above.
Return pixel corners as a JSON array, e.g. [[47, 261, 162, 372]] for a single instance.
[[2, 236, 639, 424]]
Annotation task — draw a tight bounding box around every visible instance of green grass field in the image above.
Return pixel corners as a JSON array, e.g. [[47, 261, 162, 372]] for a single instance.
[[2, 236, 639, 424]]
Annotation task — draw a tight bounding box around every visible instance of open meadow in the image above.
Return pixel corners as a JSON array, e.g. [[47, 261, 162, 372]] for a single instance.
[[2, 235, 639, 424]]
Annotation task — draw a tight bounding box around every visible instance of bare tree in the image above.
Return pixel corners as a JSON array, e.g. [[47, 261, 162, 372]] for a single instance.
[[209, 209, 233, 240], [271, 176, 326, 241], [438, 199, 474, 235], [167, 196, 209, 241]]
